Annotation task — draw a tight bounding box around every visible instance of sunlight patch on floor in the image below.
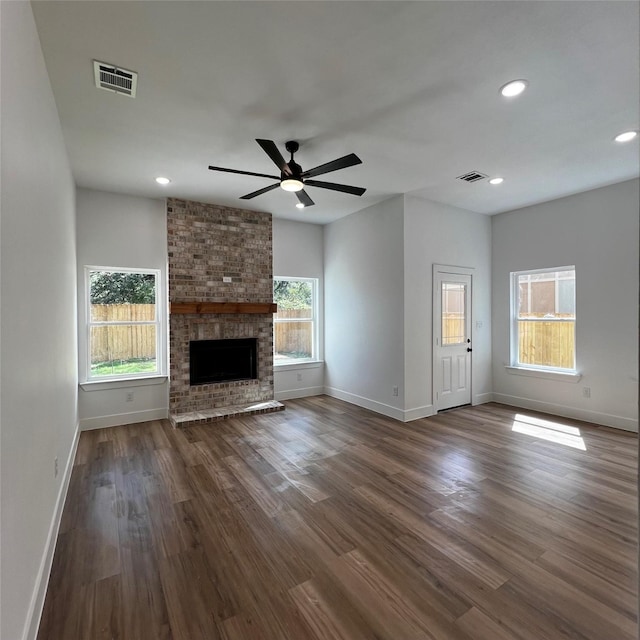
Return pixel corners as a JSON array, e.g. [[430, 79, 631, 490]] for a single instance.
[[511, 413, 586, 450]]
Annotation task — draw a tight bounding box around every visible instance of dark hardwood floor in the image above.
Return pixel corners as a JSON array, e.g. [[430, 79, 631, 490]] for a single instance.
[[37, 398, 637, 640]]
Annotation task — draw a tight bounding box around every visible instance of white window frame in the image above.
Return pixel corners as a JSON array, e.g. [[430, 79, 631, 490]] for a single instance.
[[510, 266, 577, 374], [84, 266, 164, 382], [273, 276, 319, 366]]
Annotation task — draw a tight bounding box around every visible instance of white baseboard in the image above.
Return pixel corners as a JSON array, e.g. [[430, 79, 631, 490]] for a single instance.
[[80, 407, 168, 431], [322, 388, 434, 423], [24, 421, 80, 640], [402, 405, 435, 422], [275, 386, 324, 401], [324, 386, 405, 422], [492, 393, 638, 432], [473, 392, 494, 405]]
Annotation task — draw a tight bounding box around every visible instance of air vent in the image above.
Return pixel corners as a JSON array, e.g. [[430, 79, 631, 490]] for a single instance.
[[457, 171, 488, 183], [93, 60, 137, 97]]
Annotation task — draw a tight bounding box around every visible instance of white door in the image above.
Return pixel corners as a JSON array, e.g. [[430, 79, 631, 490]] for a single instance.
[[433, 266, 472, 411]]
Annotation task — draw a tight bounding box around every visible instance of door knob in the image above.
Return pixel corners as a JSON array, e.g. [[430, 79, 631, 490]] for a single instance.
[[467, 347, 472, 352]]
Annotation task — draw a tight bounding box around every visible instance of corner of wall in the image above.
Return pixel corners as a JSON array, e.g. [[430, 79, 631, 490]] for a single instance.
[[24, 421, 80, 640]]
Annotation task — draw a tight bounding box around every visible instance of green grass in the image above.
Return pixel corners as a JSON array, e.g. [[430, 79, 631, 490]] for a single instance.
[[91, 358, 157, 376]]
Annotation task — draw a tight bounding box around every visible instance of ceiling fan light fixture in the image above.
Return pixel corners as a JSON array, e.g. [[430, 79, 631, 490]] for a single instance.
[[281, 178, 304, 192]]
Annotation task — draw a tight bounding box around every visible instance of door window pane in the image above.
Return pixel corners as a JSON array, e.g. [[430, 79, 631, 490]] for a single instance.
[[442, 282, 466, 345]]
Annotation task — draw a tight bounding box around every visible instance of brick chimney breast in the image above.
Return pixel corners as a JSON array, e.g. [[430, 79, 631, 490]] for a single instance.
[[167, 199, 275, 418]]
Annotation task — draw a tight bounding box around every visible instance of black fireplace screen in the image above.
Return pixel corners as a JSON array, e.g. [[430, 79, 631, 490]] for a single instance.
[[189, 338, 257, 385]]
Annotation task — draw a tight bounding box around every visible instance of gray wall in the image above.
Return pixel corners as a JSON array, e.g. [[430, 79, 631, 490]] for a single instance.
[[272, 218, 325, 399], [492, 179, 639, 430], [404, 195, 492, 417], [1, 3, 79, 638], [324, 196, 407, 419], [76, 188, 168, 429], [322, 194, 493, 421]]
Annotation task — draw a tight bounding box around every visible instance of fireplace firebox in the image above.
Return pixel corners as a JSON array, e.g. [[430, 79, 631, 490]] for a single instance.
[[189, 338, 258, 385]]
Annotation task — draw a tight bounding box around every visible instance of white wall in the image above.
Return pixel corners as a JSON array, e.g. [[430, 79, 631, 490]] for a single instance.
[[76, 188, 168, 429], [492, 179, 639, 431], [0, 3, 79, 639], [324, 196, 406, 419], [272, 218, 325, 399], [404, 195, 493, 418]]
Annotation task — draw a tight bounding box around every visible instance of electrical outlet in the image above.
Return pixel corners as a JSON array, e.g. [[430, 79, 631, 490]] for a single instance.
[[296, 373, 303, 381], [582, 387, 591, 398], [393, 386, 399, 397], [126, 391, 134, 402], [54, 457, 59, 478]]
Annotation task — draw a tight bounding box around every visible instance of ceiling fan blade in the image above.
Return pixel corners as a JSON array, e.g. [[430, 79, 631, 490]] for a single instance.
[[239, 183, 280, 200], [302, 153, 362, 179], [256, 139, 292, 176], [296, 190, 315, 207], [208, 165, 280, 180], [304, 179, 366, 196]]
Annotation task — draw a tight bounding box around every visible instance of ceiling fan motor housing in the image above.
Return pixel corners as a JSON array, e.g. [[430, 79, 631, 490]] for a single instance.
[[283, 161, 303, 180], [284, 141, 303, 180], [285, 140, 300, 154]]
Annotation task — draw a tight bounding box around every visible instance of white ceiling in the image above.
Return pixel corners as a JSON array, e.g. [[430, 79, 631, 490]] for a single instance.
[[32, 1, 639, 224]]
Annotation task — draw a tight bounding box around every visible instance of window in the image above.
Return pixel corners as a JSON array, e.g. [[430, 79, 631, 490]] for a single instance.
[[441, 281, 467, 345], [511, 267, 576, 371], [86, 267, 162, 379], [273, 277, 318, 364]]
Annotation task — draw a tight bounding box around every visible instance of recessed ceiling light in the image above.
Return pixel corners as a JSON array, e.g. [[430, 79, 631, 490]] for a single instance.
[[295, 202, 305, 209], [614, 130, 638, 143], [500, 79, 528, 98], [155, 176, 171, 185], [489, 177, 504, 185]]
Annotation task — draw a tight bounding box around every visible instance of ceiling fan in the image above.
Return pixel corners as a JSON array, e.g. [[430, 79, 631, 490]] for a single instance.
[[208, 139, 366, 208]]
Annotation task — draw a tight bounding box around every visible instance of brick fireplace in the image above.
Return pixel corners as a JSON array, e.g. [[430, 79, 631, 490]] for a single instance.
[[167, 198, 283, 426]]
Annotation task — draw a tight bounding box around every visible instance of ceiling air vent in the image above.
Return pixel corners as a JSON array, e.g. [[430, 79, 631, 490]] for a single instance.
[[93, 60, 137, 97], [457, 171, 488, 183]]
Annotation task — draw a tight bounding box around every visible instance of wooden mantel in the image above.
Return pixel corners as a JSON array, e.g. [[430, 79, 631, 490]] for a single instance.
[[170, 302, 277, 315]]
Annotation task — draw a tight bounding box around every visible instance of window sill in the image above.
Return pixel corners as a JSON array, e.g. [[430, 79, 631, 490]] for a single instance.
[[80, 375, 168, 391], [274, 360, 324, 372], [505, 366, 581, 383]]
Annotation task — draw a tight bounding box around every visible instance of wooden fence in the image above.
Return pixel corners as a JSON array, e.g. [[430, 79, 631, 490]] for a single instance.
[[92, 307, 575, 368], [442, 314, 465, 345], [442, 313, 574, 369], [518, 319, 575, 368], [91, 304, 156, 363], [274, 308, 313, 357]]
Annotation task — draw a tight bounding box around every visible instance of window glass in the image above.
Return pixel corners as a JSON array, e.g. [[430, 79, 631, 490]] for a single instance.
[[442, 282, 466, 345], [87, 268, 160, 379], [513, 268, 576, 371], [273, 278, 317, 364], [90, 325, 157, 376]]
